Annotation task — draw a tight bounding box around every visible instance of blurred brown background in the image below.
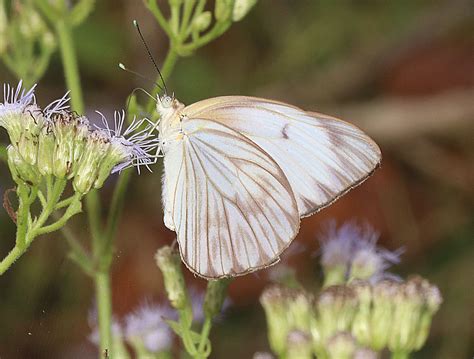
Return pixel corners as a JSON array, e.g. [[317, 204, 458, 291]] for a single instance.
[[0, 0, 473, 358]]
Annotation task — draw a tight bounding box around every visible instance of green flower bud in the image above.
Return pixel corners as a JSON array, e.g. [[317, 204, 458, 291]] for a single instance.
[[7, 146, 40, 185], [37, 122, 55, 176], [286, 330, 312, 359], [314, 285, 358, 342], [155, 246, 189, 311], [349, 280, 373, 347], [260, 285, 290, 356], [42, 31, 56, 50], [68, 116, 90, 178], [232, 0, 257, 21], [204, 278, 231, 319], [93, 139, 129, 189], [326, 332, 356, 359], [52, 112, 79, 178], [192, 11, 212, 33], [388, 280, 423, 352], [287, 289, 313, 332], [215, 0, 233, 22], [386, 276, 443, 354], [72, 131, 110, 194], [370, 280, 398, 350], [414, 281, 442, 350], [350, 249, 381, 281]]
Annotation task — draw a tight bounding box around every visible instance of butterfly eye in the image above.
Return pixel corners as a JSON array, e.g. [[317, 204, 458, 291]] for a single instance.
[[161, 96, 173, 108]]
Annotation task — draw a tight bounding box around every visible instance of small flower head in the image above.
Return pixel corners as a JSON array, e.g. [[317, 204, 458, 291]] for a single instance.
[[319, 221, 356, 286], [348, 280, 373, 347], [260, 285, 292, 356], [314, 285, 358, 341], [0, 82, 37, 145], [318, 221, 402, 286], [124, 302, 174, 354], [203, 279, 232, 320], [370, 279, 399, 350], [349, 225, 402, 282], [155, 246, 190, 311]]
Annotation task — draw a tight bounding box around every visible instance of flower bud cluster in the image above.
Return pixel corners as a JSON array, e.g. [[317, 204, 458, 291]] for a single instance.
[[261, 276, 441, 358], [1, 82, 158, 193], [260, 285, 313, 356], [349, 277, 442, 353]]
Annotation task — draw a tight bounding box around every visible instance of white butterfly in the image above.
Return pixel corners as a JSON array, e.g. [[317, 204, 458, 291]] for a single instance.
[[154, 95, 381, 279]]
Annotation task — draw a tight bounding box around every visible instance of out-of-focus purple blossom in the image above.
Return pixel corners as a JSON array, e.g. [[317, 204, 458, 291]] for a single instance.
[[318, 221, 403, 284], [124, 302, 175, 353]]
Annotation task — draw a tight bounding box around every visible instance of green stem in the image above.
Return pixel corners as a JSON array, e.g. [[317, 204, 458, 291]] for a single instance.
[[197, 317, 212, 358], [0, 185, 31, 275], [178, 20, 231, 54], [179, 0, 197, 37], [55, 16, 112, 357], [144, 0, 173, 38], [95, 270, 112, 353], [34, 194, 82, 236], [0, 246, 26, 276], [103, 169, 133, 260], [87, 189, 103, 252], [56, 20, 84, 113], [15, 184, 32, 248]]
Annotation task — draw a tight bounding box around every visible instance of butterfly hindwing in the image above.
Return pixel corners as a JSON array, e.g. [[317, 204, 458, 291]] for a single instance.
[[163, 118, 300, 279]]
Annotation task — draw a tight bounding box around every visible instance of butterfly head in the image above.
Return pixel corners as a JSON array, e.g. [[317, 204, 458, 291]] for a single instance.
[[156, 94, 184, 119]]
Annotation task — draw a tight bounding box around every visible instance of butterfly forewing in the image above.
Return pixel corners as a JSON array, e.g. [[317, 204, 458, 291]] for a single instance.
[[163, 118, 300, 279], [183, 96, 381, 217]]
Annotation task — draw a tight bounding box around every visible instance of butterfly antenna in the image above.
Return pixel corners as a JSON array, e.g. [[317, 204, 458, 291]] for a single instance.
[[133, 20, 168, 95], [118, 63, 163, 92], [124, 87, 157, 114]]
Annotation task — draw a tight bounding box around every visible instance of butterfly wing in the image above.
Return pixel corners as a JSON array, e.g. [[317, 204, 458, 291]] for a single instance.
[[183, 96, 381, 217], [163, 118, 300, 279]]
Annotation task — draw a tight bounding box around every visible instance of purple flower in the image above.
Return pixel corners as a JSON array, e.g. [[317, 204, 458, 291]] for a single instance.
[[124, 302, 175, 353], [318, 221, 402, 284]]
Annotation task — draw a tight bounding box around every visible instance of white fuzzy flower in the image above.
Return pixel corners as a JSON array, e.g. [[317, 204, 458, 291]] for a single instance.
[[0, 81, 36, 120], [96, 110, 159, 174]]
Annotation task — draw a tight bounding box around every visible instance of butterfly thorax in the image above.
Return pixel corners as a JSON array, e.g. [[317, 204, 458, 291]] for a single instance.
[[157, 95, 186, 152]]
